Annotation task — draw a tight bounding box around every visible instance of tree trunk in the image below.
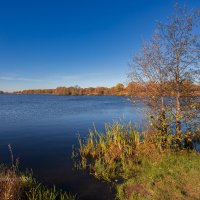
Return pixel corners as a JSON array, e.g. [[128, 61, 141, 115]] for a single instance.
[[176, 91, 181, 133], [161, 96, 167, 134]]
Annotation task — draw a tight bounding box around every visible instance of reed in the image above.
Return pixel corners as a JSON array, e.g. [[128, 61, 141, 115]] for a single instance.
[[78, 121, 141, 181]]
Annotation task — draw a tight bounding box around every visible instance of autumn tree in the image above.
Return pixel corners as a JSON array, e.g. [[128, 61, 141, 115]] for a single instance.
[[129, 33, 170, 134], [129, 3, 200, 134], [157, 4, 200, 133], [114, 83, 125, 95], [126, 82, 145, 96]]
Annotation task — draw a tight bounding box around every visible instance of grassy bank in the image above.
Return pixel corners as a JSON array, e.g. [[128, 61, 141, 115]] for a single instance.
[[76, 121, 200, 200], [117, 151, 200, 200], [0, 164, 76, 200]]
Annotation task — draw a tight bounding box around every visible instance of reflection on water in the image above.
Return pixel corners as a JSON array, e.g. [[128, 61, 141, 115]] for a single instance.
[[0, 94, 145, 200]]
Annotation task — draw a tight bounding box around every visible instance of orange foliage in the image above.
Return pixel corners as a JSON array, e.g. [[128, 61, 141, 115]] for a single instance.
[[9, 82, 200, 96]]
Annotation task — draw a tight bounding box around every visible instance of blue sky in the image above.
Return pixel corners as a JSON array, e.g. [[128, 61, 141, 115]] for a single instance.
[[0, 0, 199, 91]]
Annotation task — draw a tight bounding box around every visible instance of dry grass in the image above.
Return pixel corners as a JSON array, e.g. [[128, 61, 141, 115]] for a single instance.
[[0, 165, 22, 200], [0, 164, 77, 200], [0, 145, 77, 200]]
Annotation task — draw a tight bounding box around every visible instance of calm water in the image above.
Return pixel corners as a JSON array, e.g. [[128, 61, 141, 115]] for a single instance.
[[0, 94, 145, 200]]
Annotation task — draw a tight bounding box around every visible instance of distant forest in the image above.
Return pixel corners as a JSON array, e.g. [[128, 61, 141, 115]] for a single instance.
[[1, 81, 200, 96]]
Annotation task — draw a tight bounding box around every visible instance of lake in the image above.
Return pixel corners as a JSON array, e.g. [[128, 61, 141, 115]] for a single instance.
[[0, 94, 146, 200]]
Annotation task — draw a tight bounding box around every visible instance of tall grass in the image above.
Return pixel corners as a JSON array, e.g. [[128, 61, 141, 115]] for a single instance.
[[78, 121, 141, 181]]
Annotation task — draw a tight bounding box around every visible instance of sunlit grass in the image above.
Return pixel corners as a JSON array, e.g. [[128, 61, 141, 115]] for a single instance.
[[117, 151, 200, 200], [77, 121, 141, 181]]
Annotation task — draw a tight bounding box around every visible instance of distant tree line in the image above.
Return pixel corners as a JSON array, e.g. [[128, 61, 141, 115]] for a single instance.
[[8, 81, 200, 96], [12, 83, 126, 96]]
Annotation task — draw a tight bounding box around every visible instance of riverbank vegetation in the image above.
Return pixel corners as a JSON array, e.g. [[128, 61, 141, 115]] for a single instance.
[[0, 146, 76, 200], [75, 3, 200, 200], [76, 122, 200, 200], [0, 165, 77, 200]]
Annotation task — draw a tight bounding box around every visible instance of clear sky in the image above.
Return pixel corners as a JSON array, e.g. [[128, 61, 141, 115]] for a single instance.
[[0, 0, 199, 91]]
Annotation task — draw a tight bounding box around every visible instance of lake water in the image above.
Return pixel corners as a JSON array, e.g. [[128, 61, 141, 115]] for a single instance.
[[0, 94, 146, 200]]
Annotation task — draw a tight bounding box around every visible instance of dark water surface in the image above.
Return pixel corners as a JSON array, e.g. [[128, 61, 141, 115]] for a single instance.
[[0, 94, 145, 200]]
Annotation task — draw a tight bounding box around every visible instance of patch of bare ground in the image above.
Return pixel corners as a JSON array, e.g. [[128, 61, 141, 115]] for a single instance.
[[124, 184, 152, 199]]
